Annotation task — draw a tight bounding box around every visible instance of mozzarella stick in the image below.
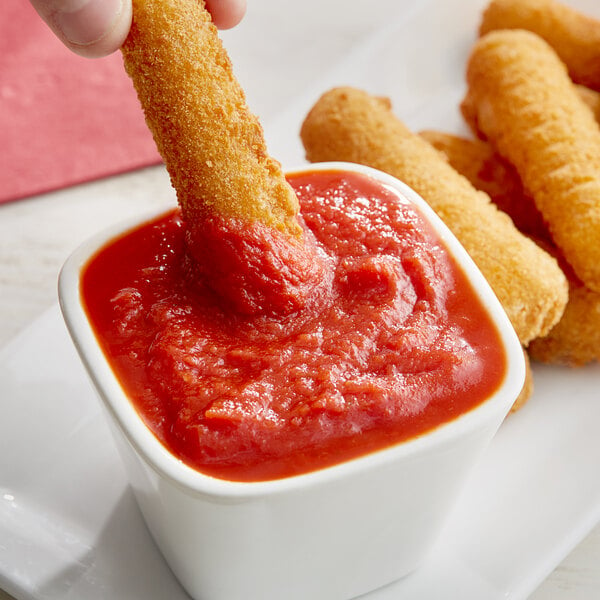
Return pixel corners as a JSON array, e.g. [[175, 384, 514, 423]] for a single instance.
[[463, 29, 600, 293], [479, 0, 600, 90], [420, 130, 600, 365], [121, 0, 301, 236], [419, 130, 550, 242], [300, 87, 568, 345]]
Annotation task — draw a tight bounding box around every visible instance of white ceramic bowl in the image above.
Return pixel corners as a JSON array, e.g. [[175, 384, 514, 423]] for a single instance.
[[59, 162, 525, 600]]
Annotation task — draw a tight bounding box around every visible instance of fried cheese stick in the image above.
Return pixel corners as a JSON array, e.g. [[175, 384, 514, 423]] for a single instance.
[[420, 130, 600, 366], [463, 30, 600, 294], [479, 0, 600, 90], [121, 0, 301, 236], [300, 87, 568, 346]]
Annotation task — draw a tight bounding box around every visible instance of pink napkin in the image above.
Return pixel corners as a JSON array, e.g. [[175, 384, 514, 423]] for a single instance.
[[0, 0, 161, 204]]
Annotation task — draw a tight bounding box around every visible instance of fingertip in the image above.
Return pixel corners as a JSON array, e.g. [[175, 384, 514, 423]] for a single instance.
[[30, 0, 132, 59], [66, 0, 133, 58], [206, 0, 247, 30]]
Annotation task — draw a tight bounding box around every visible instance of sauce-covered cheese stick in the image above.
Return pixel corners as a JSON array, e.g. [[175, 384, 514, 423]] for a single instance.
[[121, 0, 301, 236], [480, 0, 600, 90], [420, 130, 600, 366], [300, 87, 568, 345], [462, 29, 600, 294]]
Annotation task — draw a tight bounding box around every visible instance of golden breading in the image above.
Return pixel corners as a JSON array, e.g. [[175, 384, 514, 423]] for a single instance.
[[419, 130, 550, 242], [121, 0, 301, 236], [479, 0, 600, 90], [463, 29, 600, 293], [300, 87, 568, 345]]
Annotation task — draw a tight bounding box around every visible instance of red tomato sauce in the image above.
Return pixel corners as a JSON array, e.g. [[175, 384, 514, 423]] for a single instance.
[[81, 170, 506, 481]]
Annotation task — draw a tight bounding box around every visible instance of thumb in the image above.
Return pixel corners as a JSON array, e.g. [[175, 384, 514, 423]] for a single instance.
[[30, 0, 132, 58]]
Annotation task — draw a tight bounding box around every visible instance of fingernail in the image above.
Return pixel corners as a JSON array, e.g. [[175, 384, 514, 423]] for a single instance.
[[54, 0, 124, 47]]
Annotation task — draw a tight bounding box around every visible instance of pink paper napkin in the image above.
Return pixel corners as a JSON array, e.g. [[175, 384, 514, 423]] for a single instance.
[[0, 0, 162, 204]]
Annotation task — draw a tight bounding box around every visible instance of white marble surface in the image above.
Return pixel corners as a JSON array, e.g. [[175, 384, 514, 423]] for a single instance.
[[2, 0, 600, 598]]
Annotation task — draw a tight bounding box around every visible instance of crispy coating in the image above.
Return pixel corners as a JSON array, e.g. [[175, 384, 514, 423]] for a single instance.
[[480, 0, 600, 90], [463, 30, 600, 293], [300, 87, 568, 345], [422, 131, 600, 366], [419, 130, 550, 243], [121, 0, 300, 235]]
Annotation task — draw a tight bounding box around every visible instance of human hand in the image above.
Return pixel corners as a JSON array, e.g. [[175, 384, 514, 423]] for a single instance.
[[29, 0, 247, 58]]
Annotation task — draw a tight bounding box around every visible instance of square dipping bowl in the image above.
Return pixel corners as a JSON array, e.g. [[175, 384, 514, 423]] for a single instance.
[[59, 162, 525, 600]]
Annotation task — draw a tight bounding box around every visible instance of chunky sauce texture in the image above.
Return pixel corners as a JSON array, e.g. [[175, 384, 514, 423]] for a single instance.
[[82, 170, 506, 481]]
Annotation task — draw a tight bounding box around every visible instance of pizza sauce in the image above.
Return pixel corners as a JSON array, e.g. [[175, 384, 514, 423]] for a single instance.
[[81, 169, 506, 481]]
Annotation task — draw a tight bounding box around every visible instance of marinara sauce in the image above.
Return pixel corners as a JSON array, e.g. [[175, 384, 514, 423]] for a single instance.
[[82, 170, 506, 481]]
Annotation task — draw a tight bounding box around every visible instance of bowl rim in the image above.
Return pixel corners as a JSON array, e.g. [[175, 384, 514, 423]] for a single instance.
[[58, 161, 525, 500]]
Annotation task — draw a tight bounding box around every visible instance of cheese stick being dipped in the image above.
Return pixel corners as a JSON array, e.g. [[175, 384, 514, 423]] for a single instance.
[[300, 87, 568, 346], [462, 29, 600, 294], [420, 130, 600, 366], [121, 0, 326, 316], [122, 0, 299, 234], [479, 0, 600, 91]]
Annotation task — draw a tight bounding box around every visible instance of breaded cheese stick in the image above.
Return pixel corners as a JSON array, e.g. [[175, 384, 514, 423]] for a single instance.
[[420, 130, 600, 366], [463, 30, 600, 293], [419, 130, 550, 243], [121, 0, 301, 236], [300, 87, 568, 345], [479, 0, 600, 90]]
